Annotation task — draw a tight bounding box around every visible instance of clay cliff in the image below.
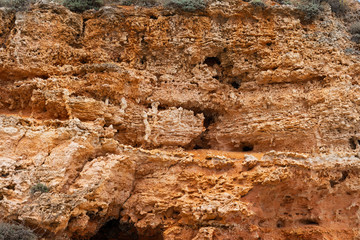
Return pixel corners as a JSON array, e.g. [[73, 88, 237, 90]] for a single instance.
[[1, 0, 360, 239]]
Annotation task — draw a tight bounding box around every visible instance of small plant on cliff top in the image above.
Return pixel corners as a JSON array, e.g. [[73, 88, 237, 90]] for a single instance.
[[0, 0, 32, 10], [0, 223, 37, 240], [30, 183, 49, 195], [122, 0, 159, 7], [325, 0, 348, 16], [274, 0, 291, 5], [298, 1, 321, 22], [250, 0, 266, 8], [350, 21, 360, 44], [166, 0, 206, 12], [63, 0, 104, 12], [350, 22, 360, 35]]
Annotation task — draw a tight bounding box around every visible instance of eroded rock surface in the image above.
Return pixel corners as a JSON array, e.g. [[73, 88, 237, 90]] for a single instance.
[[1, 1, 360, 239], [1, 115, 360, 239]]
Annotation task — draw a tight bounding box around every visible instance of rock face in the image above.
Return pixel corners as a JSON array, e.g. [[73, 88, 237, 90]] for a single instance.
[[1, 1, 360, 239]]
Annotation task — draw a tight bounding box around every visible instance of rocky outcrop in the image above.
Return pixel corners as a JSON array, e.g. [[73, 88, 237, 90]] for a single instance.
[[1, 114, 360, 239], [1, 0, 360, 239], [2, 2, 360, 153], [80, 150, 360, 239]]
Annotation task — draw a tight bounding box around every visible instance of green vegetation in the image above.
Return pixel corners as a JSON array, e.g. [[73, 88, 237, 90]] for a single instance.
[[0, 0, 104, 12], [0, 0, 351, 18], [123, 0, 206, 11], [122, 0, 159, 7], [166, 0, 206, 12], [296, 0, 349, 22], [30, 183, 50, 195], [298, 1, 321, 22], [250, 0, 266, 8], [325, 0, 347, 16], [0, 0, 32, 10], [350, 22, 360, 35], [350, 22, 360, 44], [0, 223, 37, 240], [63, 0, 104, 12], [275, 0, 291, 5]]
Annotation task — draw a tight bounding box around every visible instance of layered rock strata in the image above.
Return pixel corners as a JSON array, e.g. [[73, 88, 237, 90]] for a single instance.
[[2, 115, 360, 239], [1, 3, 360, 152]]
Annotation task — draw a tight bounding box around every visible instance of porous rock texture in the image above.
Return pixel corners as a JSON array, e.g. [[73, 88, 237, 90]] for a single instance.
[[1, 0, 360, 239]]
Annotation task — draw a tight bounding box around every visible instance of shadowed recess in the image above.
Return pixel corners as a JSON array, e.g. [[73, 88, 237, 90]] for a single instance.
[[90, 220, 139, 240], [90, 219, 163, 240], [204, 57, 221, 67]]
